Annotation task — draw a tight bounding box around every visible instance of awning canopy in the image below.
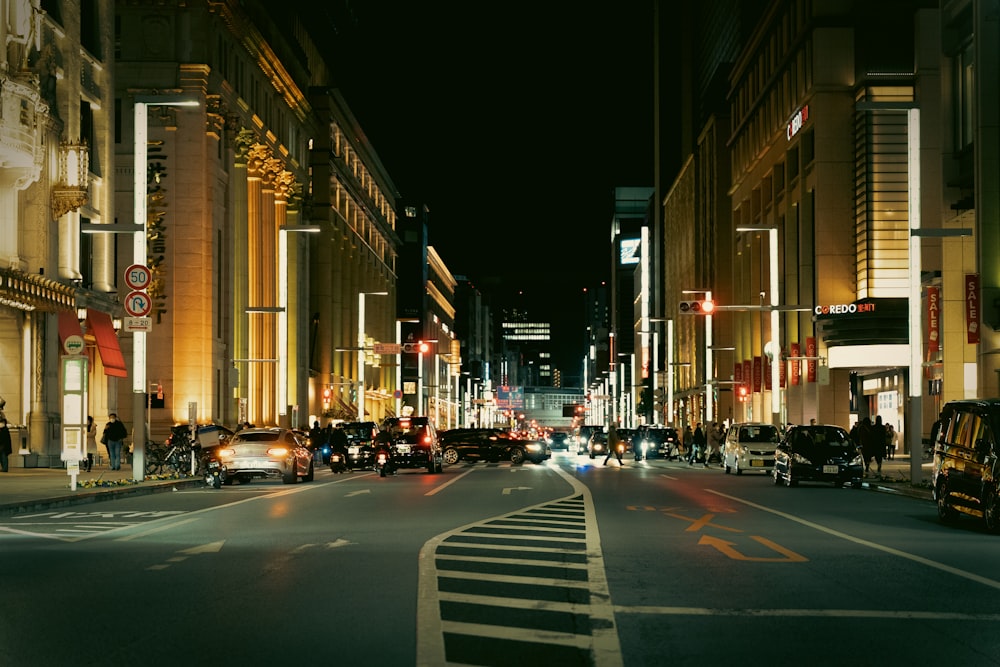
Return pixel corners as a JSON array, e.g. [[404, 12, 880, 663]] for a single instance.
[[57, 310, 83, 348], [87, 308, 128, 378]]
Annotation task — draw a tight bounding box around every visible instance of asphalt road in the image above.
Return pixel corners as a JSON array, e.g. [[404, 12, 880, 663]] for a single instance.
[[1, 453, 998, 667]]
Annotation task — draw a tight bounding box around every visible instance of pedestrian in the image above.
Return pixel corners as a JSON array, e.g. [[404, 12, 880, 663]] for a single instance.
[[683, 423, 694, 459], [603, 423, 624, 466], [0, 413, 11, 473], [690, 422, 707, 466], [885, 423, 896, 460], [85, 415, 97, 472], [860, 416, 885, 476], [102, 413, 129, 471], [707, 422, 722, 465]]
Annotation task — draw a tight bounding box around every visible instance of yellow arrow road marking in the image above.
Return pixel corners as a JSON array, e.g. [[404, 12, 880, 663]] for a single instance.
[[662, 512, 743, 533], [699, 534, 807, 562]]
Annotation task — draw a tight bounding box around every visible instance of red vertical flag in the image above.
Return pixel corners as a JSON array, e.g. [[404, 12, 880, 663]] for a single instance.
[[753, 356, 763, 392], [926, 286, 940, 352], [966, 274, 980, 344], [743, 360, 752, 393], [790, 342, 801, 386], [806, 337, 817, 383]]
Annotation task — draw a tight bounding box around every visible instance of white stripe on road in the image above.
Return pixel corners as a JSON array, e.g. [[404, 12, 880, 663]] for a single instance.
[[425, 468, 476, 496], [613, 605, 1000, 621], [708, 489, 1000, 591]]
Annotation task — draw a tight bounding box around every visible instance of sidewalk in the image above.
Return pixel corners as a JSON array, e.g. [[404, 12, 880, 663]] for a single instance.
[[0, 462, 205, 517], [0, 454, 935, 517]]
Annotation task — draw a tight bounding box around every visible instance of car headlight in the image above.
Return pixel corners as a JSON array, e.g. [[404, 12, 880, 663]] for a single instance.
[[526, 443, 542, 452]]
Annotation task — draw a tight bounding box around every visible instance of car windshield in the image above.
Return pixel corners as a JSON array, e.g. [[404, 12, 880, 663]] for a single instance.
[[739, 425, 780, 443], [342, 425, 374, 439], [236, 432, 281, 443], [790, 426, 853, 453]]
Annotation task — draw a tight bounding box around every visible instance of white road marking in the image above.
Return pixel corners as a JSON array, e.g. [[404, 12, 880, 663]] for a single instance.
[[708, 489, 1000, 591], [424, 468, 476, 496], [613, 606, 1000, 621]]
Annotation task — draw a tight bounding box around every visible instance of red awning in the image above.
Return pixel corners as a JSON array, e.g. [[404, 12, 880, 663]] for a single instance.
[[87, 308, 128, 378], [58, 310, 83, 347]]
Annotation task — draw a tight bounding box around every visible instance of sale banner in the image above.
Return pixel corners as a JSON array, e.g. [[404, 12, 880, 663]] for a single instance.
[[790, 342, 801, 386], [926, 286, 940, 352], [806, 337, 817, 383], [966, 274, 980, 344]]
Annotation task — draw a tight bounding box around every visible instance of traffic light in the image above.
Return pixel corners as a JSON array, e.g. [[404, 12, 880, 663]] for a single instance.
[[679, 299, 715, 315], [737, 385, 749, 402], [402, 341, 431, 353]]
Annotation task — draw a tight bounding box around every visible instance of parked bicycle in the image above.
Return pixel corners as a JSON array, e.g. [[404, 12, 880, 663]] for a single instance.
[[145, 426, 200, 476]]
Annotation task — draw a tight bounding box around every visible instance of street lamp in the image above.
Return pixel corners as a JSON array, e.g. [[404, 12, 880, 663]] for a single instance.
[[682, 289, 713, 423], [358, 291, 388, 421], [84, 93, 197, 481], [736, 226, 780, 426], [278, 224, 320, 427]]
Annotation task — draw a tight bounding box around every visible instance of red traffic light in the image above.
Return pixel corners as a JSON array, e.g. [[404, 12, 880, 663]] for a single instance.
[[679, 299, 715, 314], [418, 341, 429, 353], [700, 299, 715, 314]]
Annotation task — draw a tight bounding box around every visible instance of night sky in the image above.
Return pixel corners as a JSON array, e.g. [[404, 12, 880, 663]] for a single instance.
[[316, 1, 658, 376]]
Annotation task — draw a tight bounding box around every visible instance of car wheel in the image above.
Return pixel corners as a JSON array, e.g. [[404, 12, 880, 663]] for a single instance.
[[509, 448, 525, 465], [443, 448, 460, 465], [304, 461, 314, 482], [282, 465, 297, 484], [936, 479, 958, 523], [985, 489, 1000, 533]]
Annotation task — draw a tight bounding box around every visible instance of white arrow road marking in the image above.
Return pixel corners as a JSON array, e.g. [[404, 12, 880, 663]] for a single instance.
[[345, 489, 371, 497], [327, 538, 353, 549], [501, 486, 532, 495], [179, 540, 226, 555]]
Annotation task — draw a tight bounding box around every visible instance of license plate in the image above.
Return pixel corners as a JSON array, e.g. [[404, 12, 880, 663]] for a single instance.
[[348, 446, 359, 454], [396, 445, 411, 454], [823, 465, 839, 474], [750, 459, 764, 467]]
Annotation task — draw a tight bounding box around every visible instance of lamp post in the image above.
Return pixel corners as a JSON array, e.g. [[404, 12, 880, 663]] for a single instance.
[[358, 291, 388, 421], [83, 94, 197, 481], [736, 226, 780, 426], [278, 224, 320, 427]]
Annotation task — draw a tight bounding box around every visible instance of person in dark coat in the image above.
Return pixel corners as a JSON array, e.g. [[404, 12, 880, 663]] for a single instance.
[[860, 416, 886, 476], [102, 414, 129, 471], [0, 414, 12, 473]]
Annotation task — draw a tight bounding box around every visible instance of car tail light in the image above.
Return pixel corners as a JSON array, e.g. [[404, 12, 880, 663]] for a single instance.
[[422, 435, 431, 445], [217, 447, 235, 458], [267, 446, 290, 457], [377, 452, 388, 464]]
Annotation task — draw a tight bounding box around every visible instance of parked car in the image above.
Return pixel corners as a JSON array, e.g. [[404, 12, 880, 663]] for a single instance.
[[773, 424, 863, 488], [933, 399, 1000, 530], [213, 427, 314, 484], [380, 416, 443, 473], [340, 421, 379, 469], [723, 422, 780, 475], [636, 427, 681, 459]]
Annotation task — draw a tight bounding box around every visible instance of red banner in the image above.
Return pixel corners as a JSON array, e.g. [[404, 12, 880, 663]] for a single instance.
[[743, 360, 752, 393], [966, 274, 980, 344], [763, 354, 771, 390], [790, 342, 801, 386], [927, 286, 940, 352], [778, 347, 786, 389], [806, 337, 817, 383], [753, 356, 762, 392]]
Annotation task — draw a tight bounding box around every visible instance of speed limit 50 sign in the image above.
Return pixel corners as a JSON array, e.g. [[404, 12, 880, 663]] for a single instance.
[[125, 264, 151, 291]]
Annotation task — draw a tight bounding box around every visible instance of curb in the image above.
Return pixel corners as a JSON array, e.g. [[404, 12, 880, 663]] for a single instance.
[[0, 477, 206, 517]]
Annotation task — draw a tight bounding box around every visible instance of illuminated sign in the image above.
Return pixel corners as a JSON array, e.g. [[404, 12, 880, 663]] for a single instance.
[[813, 302, 876, 316], [787, 104, 810, 141], [619, 238, 640, 266]]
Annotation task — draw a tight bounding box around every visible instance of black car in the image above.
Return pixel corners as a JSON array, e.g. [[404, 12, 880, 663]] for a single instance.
[[774, 424, 863, 488], [340, 421, 379, 469], [380, 416, 443, 473], [636, 427, 681, 459], [440, 429, 541, 465], [546, 432, 570, 451]]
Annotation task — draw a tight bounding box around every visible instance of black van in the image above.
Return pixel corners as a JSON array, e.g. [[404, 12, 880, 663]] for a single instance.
[[932, 399, 1000, 531]]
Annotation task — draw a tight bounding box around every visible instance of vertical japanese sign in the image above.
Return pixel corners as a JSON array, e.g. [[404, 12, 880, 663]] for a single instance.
[[806, 337, 817, 383], [966, 274, 980, 344], [743, 360, 752, 393], [752, 356, 762, 393], [790, 342, 801, 386], [926, 286, 940, 352], [778, 347, 786, 389]]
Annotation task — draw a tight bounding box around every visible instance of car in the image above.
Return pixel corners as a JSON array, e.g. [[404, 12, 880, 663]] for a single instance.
[[932, 399, 1000, 530], [774, 424, 863, 488], [380, 416, 443, 473], [340, 421, 380, 469], [588, 431, 608, 459], [576, 425, 601, 454], [213, 427, 314, 484], [519, 437, 550, 463], [636, 427, 680, 459], [546, 431, 570, 451], [439, 429, 548, 465], [723, 422, 781, 475]]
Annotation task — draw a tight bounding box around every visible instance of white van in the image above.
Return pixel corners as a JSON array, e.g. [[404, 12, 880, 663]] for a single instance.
[[723, 422, 781, 475]]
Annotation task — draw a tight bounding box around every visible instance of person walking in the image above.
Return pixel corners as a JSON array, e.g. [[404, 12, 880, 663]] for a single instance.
[[707, 422, 722, 465], [0, 413, 11, 473], [102, 413, 129, 471], [885, 423, 896, 460], [690, 423, 707, 466], [603, 423, 624, 466], [84, 415, 97, 472], [683, 424, 694, 460]]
